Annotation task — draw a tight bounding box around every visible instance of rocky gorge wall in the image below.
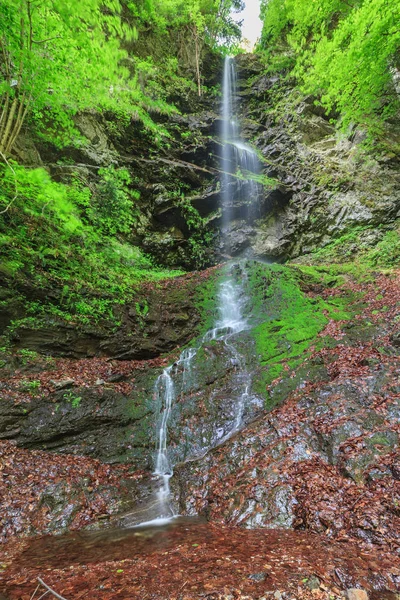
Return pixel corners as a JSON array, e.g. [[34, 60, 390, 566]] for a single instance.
[[11, 53, 399, 271]]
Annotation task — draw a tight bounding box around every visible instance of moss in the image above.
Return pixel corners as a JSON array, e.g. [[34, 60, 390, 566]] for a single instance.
[[368, 432, 398, 448], [242, 261, 356, 405], [294, 221, 400, 272], [194, 268, 223, 336], [247, 263, 325, 364]]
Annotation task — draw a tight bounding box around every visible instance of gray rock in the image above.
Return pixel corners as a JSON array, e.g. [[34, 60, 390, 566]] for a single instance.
[[49, 378, 75, 390], [249, 572, 267, 582]]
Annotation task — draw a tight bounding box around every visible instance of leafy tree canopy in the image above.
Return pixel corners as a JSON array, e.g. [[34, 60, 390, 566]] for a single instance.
[[0, 0, 155, 153], [0, 0, 242, 155], [260, 0, 400, 135]]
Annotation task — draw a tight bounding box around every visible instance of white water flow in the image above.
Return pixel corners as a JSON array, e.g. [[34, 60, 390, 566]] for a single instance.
[[150, 56, 260, 524], [221, 56, 261, 237], [153, 282, 247, 520]]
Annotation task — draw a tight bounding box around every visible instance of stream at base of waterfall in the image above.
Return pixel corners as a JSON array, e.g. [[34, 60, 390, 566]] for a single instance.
[[147, 56, 262, 524]]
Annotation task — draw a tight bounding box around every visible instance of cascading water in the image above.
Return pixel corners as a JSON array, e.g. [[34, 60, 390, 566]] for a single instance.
[[149, 56, 261, 524], [153, 347, 198, 519], [152, 282, 248, 522], [221, 56, 262, 243]]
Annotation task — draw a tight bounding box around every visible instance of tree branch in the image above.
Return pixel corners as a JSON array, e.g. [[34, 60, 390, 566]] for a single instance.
[[37, 578, 68, 600], [32, 35, 61, 44]]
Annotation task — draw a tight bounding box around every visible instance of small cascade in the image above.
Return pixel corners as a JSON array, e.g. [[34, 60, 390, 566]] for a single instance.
[[153, 347, 198, 520], [153, 367, 175, 518], [151, 268, 251, 522]]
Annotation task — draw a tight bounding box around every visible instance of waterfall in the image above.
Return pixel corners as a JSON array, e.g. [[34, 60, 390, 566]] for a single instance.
[[152, 279, 248, 522], [221, 56, 262, 243], [148, 56, 260, 525]]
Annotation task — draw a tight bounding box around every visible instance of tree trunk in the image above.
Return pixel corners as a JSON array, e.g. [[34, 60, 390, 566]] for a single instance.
[[0, 96, 18, 153], [0, 94, 10, 142], [193, 26, 202, 97], [6, 98, 30, 153]]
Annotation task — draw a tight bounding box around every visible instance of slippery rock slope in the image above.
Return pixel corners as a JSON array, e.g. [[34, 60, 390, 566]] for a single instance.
[[171, 268, 400, 555], [0, 260, 379, 526], [0, 269, 222, 468]]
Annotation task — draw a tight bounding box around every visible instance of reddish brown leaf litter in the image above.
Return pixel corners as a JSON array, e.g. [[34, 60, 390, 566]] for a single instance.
[[0, 441, 143, 543], [0, 355, 170, 404], [1, 521, 399, 599]]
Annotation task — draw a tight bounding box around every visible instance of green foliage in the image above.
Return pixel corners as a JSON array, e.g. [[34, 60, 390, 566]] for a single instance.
[[91, 166, 139, 236], [177, 193, 215, 268], [17, 349, 39, 366], [20, 379, 41, 395], [0, 0, 179, 153], [63, 392, 82, 409], [129, 0, 243, 48], [260, 0, 400, 135], [0, 162, 183, 325], [135, 301, 149, 318], [299, 222, 400, 269]]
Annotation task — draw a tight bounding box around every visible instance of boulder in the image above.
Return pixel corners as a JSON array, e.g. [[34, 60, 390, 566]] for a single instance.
[[347, 590, 369, 600]]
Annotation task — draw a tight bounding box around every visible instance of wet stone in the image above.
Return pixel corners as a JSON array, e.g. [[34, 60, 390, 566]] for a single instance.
[[249, 572, 267, 582]]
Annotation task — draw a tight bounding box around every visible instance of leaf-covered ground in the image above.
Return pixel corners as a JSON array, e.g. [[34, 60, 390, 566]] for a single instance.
[[1, 520, 399, 599], [0, 441, 145, 543]]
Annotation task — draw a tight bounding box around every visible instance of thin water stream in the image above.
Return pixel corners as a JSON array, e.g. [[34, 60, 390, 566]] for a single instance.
[[151, 270, 249, 521]]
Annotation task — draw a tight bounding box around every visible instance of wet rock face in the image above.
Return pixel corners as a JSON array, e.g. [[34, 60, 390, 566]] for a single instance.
[[231, 54, 400, 262], [172, 353, 400, 546], [0, 335, 262, 470], [0, 371, 157, 468], [0, 262, 262, 469], [0, 260, 326, 471], [159, 332, 263, 470]]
